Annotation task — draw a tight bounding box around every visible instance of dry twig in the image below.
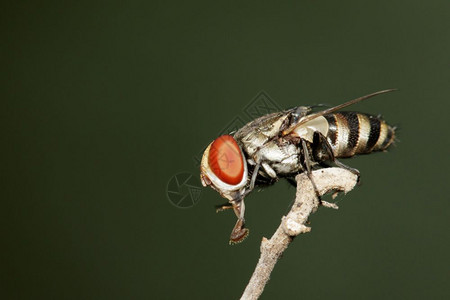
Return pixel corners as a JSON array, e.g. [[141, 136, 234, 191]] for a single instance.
[[240, 167, 358, 300]]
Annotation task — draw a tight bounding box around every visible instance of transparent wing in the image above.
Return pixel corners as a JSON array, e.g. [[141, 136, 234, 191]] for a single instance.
[[282, 89, 397, 136]]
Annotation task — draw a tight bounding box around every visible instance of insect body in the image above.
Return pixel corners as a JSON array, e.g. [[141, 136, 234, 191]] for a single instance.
[[200, 90, 396, 244]]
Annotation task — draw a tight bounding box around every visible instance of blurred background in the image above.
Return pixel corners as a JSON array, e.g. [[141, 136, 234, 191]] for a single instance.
[[2, 1, 450, 299]]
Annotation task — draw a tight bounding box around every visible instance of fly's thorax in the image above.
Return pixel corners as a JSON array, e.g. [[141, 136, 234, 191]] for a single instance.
[[237, 131, 269, 157], [252, 141, 302, 177], [258, 141, 298, 162], [271, 155, 303, 175], [234, 113, 290, 157]]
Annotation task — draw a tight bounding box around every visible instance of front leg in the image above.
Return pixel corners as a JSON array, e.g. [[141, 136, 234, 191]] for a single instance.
[[229, 200, 249, 244], [230, 218, 248, 245], [215, 202, 234, 213], [215, 199, 249, 244]]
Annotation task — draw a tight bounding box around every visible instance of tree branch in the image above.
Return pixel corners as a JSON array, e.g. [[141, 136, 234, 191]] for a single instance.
[[240, 168, 358, 300]]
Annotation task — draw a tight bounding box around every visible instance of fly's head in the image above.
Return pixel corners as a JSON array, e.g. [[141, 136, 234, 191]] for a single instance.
[[200, 134, 250, 244], [200, 135, 248, 200]]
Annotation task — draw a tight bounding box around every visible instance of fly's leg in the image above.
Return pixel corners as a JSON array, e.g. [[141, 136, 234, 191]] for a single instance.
[[301, 138, 342, 209], [301, 139, 314, 175], [301, 139, 322, 206], [249, 162, 260, 192], [312, 131, 335, 162], [229, 200, 249, 244], [334, 159, 360, 181], [229, 159, 264, 244], [215, 200, 249, 244], [313, 132, 360, 182], [261, 162, 277, 179], [215, 202, 233, 213]]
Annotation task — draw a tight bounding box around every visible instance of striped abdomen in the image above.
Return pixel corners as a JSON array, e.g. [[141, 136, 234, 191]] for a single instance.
[[324, 112, 395, 158]]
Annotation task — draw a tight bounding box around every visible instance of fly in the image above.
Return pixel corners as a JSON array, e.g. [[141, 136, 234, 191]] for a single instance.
[[200, 89, 397, 244]]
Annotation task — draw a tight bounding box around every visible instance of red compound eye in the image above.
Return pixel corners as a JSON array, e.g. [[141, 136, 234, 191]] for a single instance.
[[208, 135, 244, 185]]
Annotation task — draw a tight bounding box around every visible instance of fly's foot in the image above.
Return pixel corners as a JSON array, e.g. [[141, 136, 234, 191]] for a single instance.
[[229, 218, 249, 245], [334, 159, 360, 184], [321, 200, 339, 210], [215, 203, 233, 213]]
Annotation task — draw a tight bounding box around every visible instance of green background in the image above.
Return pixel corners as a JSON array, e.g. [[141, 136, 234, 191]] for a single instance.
[[2, 1, 450, 299]]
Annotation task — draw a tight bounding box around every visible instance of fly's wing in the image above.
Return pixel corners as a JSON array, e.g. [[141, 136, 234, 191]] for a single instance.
[[234, 111, 287, 140], [281, 89, 396, 137]]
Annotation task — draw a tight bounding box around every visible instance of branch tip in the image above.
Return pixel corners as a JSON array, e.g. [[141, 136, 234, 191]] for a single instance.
[[240, 168, 358, 300]]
